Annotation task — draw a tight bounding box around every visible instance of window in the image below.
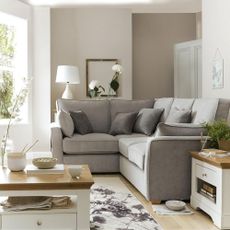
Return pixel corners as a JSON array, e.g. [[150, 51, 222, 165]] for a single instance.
[[0, 11, 28, 122]]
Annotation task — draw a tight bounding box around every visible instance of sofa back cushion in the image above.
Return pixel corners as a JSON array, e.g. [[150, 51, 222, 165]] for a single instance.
[[165, 98, 194, 123], [110, 99, 154, 122], [153, 98, 174, 122], [57, 99, 110, 133], [191, 98, 219, 124]]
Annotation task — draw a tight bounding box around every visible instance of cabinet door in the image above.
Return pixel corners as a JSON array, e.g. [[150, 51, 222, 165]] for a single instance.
[[2, 213, 76, 230], [174, 40, 201, 98]]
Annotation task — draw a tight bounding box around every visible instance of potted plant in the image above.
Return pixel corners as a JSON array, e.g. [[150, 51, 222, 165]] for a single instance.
[[203, 120, 230, 150]]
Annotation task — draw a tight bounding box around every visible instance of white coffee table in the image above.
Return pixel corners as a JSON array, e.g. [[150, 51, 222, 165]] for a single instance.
[[0, 164, 94, 230]]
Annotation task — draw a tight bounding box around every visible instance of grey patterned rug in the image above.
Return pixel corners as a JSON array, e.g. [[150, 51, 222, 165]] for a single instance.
[[90, 184, 162, 230]]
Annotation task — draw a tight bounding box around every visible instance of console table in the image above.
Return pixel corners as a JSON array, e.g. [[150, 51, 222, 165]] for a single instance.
[[190, 151, 230, 229], [0, 165, 94, 230]]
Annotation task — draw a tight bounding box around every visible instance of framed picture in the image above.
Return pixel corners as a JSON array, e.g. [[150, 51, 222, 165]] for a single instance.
[[212, 49, 224, 89], [86, 59, 118, 97]]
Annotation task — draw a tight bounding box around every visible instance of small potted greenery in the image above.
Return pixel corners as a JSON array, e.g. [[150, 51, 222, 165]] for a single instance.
[[203, 120, 230, 150]]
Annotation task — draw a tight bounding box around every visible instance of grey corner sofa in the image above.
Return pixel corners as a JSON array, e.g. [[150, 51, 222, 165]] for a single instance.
[[51, 98, 230, 202]]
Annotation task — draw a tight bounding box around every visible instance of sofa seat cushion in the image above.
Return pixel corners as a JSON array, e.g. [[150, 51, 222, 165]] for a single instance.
[[63, 133, 118, 154], [128, 143, 146, 170], [115, 133, 147, 140], [119, 137, 148, 158], [119, 137, 148, 170]]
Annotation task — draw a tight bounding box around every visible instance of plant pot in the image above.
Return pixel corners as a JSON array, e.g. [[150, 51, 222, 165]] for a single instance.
[[218, 140, 230, 151], [7, 152, 26, 171]]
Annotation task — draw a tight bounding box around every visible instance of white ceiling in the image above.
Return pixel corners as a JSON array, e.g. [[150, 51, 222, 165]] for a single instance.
[[19, 0, 202, 13]]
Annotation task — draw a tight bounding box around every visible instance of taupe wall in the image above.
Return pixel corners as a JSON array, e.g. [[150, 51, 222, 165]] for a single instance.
[[132, 13, 196, 99], [51, 8, 132, 116]]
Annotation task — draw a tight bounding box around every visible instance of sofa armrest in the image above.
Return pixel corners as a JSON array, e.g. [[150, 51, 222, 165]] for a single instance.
[[51, 122, 63, 163], [145, 136, 203, 201]]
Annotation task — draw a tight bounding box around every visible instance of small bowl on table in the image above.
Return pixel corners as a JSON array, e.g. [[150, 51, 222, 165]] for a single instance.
[[68, 165, 82, 179], [32, 157, 57, 169]]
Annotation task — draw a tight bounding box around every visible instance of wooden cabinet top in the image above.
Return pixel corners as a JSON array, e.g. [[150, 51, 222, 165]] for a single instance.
[[191, 151, 230, 169], [0, 165, 94, 191]]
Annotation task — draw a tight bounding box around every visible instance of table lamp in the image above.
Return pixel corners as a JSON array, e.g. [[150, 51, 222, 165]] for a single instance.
[[56, 65, 80, 99]]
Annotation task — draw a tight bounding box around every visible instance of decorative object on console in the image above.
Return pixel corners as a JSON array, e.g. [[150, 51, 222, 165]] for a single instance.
[[108, 62, 123, 96], [56, 65, 80, 99], [0, 78, 31, 168], [88, 80, 105, 98]]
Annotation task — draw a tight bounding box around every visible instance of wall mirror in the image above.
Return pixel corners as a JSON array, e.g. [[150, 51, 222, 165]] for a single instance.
[[86, 58, 118, 97]]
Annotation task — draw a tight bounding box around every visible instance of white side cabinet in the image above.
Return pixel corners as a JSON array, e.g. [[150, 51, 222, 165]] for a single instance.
[[190, 152, 230, 229], [174, 40, 202, 98]]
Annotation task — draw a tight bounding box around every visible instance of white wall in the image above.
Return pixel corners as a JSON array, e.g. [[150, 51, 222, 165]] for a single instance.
[[32, 7, 51, 151], [202, 0, 230, 98], [51, 8, 132, 115]]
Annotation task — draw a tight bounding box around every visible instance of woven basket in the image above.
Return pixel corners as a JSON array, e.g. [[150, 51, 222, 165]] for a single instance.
[[218, 140, 230, 151]]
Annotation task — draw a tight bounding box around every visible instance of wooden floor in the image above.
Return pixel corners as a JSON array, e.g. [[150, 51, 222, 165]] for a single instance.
[[94, 174, 219, 230]]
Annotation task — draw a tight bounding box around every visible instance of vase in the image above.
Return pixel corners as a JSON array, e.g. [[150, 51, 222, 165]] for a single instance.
[[7, 152, 26, 171], [1, 138, 14, 168]]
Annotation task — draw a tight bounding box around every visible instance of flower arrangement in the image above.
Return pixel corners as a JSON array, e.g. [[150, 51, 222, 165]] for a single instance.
[[109, 63, 122, 96], [88, 80, 105, 98], [0, 78, 31, 167]]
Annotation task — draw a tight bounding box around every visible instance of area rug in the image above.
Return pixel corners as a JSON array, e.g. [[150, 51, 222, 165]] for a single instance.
[[153, 204, 194, 216], [90, 176, 162, 230]]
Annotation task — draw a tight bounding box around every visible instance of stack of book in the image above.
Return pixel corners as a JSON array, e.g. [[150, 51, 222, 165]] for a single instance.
[[199, 182, 216, 203]]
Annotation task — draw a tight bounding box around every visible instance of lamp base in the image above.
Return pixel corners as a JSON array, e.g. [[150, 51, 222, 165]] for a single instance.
[[62, 83, 73, 99]]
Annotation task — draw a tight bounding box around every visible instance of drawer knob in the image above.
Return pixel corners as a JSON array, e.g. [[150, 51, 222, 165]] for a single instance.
[[202, 173, 207, 177], [37, 220, 42, 226]]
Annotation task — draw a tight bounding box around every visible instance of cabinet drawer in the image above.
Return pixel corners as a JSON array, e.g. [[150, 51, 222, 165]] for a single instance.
[[196, 163, 218, 186], [2, 213, 76, 230]]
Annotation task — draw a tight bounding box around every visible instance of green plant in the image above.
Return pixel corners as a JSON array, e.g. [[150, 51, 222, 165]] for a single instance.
[[0, 71, 14, 118], [203, 120, 230, 148]]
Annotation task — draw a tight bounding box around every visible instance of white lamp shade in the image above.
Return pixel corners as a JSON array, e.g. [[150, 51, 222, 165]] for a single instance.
[[56, 65, 80, 84]]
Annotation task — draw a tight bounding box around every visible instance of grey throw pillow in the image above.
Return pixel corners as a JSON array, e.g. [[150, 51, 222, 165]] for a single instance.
[[166, 108, 191, 123], [109, 112, 138, 135], [133, 108, 164, 136], [70, 110, 93, 135], [157, 122, 206, 136], [57, 110, 74, 137]]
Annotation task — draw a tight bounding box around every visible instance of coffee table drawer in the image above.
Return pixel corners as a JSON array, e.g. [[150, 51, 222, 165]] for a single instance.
[[2, 213, 76, 229]]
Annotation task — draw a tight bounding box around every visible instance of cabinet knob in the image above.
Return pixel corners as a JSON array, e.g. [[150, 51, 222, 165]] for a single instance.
[[37, 220, 42, 226], [202, 173, 207, 177]]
